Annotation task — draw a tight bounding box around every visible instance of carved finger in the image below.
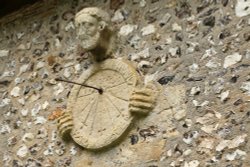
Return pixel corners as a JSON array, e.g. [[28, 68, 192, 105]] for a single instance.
[[57, 112, 73, 140], [130, 94, 155, 103], [132, 88, 154, 97], [129, 101, 154, 109], [129, 106, 150, 114], [57, 113, 72, 124]]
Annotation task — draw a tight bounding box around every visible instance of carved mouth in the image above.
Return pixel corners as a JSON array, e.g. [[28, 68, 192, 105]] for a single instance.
[[78, 35, 90, 40]]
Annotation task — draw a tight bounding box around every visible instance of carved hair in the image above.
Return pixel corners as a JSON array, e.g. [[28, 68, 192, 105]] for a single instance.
[[75, 7, 111, 25]]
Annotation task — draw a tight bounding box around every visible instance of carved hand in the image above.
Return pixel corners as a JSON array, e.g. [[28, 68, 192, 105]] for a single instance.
[[57, 111, 73, 140], [129, 83, 158, 115]]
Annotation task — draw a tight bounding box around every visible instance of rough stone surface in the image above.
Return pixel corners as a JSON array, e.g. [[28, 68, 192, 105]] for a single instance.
[[0, 1, 250, 167]]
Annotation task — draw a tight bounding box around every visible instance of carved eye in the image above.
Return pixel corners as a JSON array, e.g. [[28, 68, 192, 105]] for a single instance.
[[81, 22, 86, 26]]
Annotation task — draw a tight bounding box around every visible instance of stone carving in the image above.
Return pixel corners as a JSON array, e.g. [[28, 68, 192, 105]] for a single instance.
[[57, 7, 157, 150]]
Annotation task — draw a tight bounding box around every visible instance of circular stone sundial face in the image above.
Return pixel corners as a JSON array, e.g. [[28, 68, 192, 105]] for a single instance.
[[68, 59, 139, 150]]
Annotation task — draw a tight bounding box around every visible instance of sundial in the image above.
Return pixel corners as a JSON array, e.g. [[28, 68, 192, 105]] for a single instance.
[[58, 59, 141, 149], [57, 7, 156, 150]]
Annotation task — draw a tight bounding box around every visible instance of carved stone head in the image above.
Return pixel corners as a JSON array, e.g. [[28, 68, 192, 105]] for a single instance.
[[75, 7, 115, 61]]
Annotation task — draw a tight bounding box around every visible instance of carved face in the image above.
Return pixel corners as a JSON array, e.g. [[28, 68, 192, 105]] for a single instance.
[[75, 14, 101, 51]]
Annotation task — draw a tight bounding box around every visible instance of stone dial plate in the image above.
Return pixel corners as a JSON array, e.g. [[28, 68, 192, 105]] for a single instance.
[[68, 59, 139, 149]]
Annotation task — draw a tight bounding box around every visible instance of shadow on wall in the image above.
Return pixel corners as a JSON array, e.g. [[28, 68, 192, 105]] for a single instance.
[[0, 0, 39, 18]]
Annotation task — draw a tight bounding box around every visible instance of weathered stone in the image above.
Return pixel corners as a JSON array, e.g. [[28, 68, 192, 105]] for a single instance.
[[174, 108, 186, 120], [10, 87, 21, 97], [172, 22, 182, 32], [119, 24, 137, 36], [206, 58, 221, 68], [141, 24, 156, 36], [235, 0, 250, 17], [1, 2, 249, 167], [223, 53, 242, 68], [226, 149, 246, 161], [158, 75, 174, 85], [190, 86, 200, 96], [159, 13, 171, 26], [17, 145, 28, 158], [53, 83, 64, 96], [203, 16, 215, 27], [22, 133, 34, 142], [31, 104, 41, 116], [220, 90, 229, 102], [131, 48, 150, 61], [111, 9, 125, 22], [0, 50, 9, 57], [184, 160, 200, 167], [65, 21, 75, 31], [20, 109, 29, 117], [34, 116, 47, 124], [240, 82, 250, 95], [216, 134, 247, 151], [183, 131, 199, 144]]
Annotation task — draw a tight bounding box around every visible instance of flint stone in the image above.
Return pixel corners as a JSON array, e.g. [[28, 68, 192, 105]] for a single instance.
[[223, 53, 242, 68], [206, 59, 221, 68], [111, 9, 125, 23], [18, 64, 30, 76], [20, 109, 29, 117], [131, 48, 150, 61], [198, 138, 214, 149], [220, 90, 229, 102], [53, 83, 64, 96], [17, 145, 28, 158], [159, 13, 171, 26], [174, 108, 186, 120], [189, 63, 199, 73], [172, 23, 182, 32], [11, 87, 21, 97], [18, 98, 25, 105], [65, 21, 75, 31], [16, 32, 25, 39], [119, 24, 137, 36], [226, 149, 246, 161], [0, 98, 11, 108], [0, 124, 11, 134], [34, 116, 47, 124], [216, 134, 247, 151], [235, 0, 250, 17], [158, 75, 174, 85], [70, 146, 77, 155], [140, 0, 146, 7], [240, 82, 250, 95], [141, 24, 156, 36], [22, 133, 34, 142], [138, 60, 152, 69], [0, 50, 9, 57], [36, 61, 45, 70], [31, 104, 41, 116], [63, 68, 72, 78], [128, 34, 141, 48], [190, 86, 201, 96], [184, 160, 200, 167]]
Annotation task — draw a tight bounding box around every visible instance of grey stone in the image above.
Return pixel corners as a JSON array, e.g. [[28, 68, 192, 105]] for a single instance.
[[0, 50, 9, 57], [119, 24, 137, 36], [235, 0, 250, 17], [141, 24, 156, 36], [224, 53, 242, 68], [17, 145, 28, 158], [10, 87, 21, 97]]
